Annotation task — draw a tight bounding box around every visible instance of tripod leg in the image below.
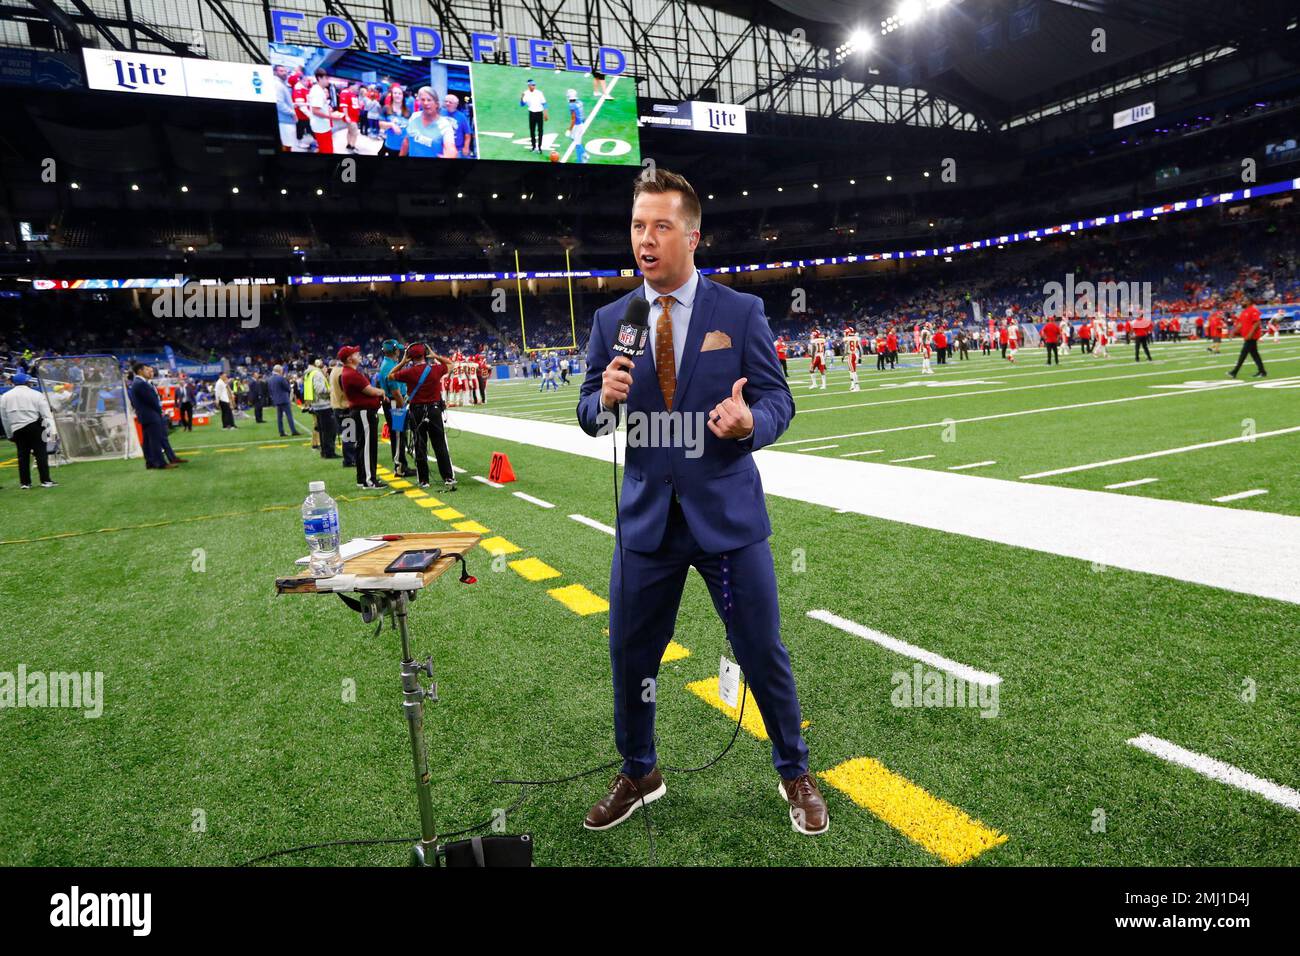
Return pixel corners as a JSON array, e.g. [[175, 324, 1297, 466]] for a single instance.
[[394, 591, 438, 866]]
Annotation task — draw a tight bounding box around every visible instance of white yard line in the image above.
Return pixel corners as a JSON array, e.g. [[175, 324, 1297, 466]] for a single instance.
[[782, 353, 1300, 419], [840, 449, 884, 458], [1020, 427, 1300, 479], [1105, 477, 1159, 489], [799, 444, 840, 452], [447, 410, 1300, 605], [1213, 488, 1269, 503], [890, 454, 935, 463], [568, 513, 615, 535], [1127, 734, 1300, 812], [513, 491, 555, 508], [452, 465, 467, 474], [807, 609, 1002, 686], [775, 381, 1251, 447], [949, 460, 996, 471], [473, 475, 504, 488]]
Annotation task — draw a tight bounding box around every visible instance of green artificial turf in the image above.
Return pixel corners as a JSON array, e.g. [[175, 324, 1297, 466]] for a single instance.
[[1, 349, 1297, 866]]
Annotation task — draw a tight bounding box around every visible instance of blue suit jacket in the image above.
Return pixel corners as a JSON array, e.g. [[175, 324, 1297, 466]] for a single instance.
[[577, 276, 794, 553], [268, 373, 292, 405], [129, 377, 165, 427]]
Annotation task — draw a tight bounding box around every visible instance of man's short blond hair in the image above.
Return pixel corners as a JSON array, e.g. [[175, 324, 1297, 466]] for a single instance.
[[632, 167, 702, 233]]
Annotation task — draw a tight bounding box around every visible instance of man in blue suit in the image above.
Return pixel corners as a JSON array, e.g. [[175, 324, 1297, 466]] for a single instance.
[[267, 364, 300, 437], [128, 363, 185, 469], [576, 169, 828, 836]]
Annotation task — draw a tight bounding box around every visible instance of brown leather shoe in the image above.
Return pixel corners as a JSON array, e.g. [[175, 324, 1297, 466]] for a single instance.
[[583, 768, 666, 831], [778, 773, 830, 835]]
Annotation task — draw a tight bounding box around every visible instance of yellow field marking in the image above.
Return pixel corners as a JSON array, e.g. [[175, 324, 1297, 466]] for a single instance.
[[686, 676, 809, 741], [546, 583, 609, 615], [434, 507, 466, 521], [818, 757, 1008, 865], [403, 489, 428, 499], [661, 641, 691, 663], [387, 479, 413, 489], [478, 535, 520, 554], [452, 520, 491, 534], [509, 557, 562, 582], [215, 447, 246, 454], [259, 444, 289, 449], [414, 497, 446, 508]]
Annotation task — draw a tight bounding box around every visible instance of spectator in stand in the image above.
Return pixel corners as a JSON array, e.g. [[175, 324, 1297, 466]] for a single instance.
[[0, 371, 57, 489], [328, 358, 355, 468], [267, 364, 300, 437], [215, 371, 236, 429], [337, 345, 386, 488], [1228, 301, 1267, 378], [1131, 312, 1154, 361]]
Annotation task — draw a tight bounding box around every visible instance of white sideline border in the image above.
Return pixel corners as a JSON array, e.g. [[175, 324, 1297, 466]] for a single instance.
[[447, 410, 1300, 605]]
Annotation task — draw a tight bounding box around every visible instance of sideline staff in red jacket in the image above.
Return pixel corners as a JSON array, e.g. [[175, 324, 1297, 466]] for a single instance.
[[1228, 302, 1267, 378], [338, 345, 386, 488]]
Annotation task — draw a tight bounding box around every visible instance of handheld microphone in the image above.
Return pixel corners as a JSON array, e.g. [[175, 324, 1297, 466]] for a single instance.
[[611, 296, 651, 359]]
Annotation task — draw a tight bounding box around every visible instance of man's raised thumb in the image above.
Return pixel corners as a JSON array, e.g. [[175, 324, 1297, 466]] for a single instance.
[[731, 378, 747, 403]]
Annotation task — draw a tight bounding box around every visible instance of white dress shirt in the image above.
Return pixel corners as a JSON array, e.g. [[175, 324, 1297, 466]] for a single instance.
[[521, 88, 547, 112], [0, 384, 54, 436], [215, 378, 232, 404]]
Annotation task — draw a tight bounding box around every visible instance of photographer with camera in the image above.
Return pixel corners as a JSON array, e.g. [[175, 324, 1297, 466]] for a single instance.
[[388, 343, 458, 492]]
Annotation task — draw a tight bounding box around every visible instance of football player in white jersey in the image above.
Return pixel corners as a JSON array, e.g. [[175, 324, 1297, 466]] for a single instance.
[[919, 322, 935, 375], [808, 327, 828, 389], [1006, 318, 1019, 364], [844, 325, 862, 391]]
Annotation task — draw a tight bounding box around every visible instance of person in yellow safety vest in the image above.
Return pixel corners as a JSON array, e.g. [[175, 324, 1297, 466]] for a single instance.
[[305, 359, 336, 459]]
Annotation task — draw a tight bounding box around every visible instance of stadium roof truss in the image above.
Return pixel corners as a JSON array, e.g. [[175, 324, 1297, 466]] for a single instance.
[[1, 0, 985, 129]]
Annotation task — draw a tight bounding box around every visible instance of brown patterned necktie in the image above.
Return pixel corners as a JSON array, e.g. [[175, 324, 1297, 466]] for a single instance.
[[655, 295, 677, 410]]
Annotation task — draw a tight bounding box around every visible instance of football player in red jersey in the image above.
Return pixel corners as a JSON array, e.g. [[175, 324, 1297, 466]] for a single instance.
[[808, 327, 827, 389], [885, 327, 898, 369], [774, 336, 789, 378], [844, 325, 862, 391]]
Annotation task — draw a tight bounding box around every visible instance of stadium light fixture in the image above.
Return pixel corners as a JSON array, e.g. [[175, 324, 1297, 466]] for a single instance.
[[131, 184, 140, 191], [707, 194, 714, 200], [280, 188, 288, 195], [491, 192, 498, 199], [849, 178, 856, 185], [742, 189, 749, 196], [813, 183, 820, 189], [521, 193, 527, 200], [457, 192, 464, 198], [315, 187, 324, 196], [923, 170, 931, 177], [886, 174, 892, 181], [179, 185, 187, 193], [898, 0, 924, 25], [557, 194, 563, 200], [231, 186, 239, 194], [777, 186, 783, 192]]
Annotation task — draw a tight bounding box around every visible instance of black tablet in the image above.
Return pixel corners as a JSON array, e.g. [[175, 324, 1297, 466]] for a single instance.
[[384, 548, 443, 573]]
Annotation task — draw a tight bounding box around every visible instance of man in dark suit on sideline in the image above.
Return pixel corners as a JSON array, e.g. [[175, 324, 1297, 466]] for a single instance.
[[128, 363, 186, 469], [267, 364, 300, 436], [576, 169, 826, 836], [177, 374, 195, 431], [251, 371, 269, 423]]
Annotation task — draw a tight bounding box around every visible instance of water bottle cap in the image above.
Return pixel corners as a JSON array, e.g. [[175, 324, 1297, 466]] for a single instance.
[[308, 481, 325, 493]]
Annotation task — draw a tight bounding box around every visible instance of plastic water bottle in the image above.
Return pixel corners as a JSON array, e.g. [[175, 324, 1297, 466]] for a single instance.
[[302, 480, 343, 577]]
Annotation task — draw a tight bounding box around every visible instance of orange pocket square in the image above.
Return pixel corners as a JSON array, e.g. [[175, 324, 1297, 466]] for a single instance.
[[701, 330, 733, 352]]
